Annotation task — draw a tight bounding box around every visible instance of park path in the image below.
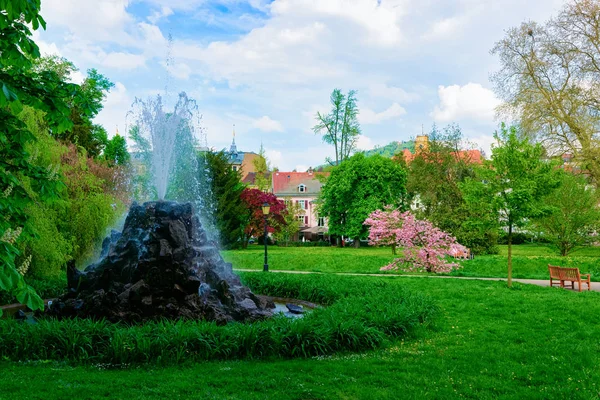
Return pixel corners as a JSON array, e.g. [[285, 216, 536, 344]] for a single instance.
[[233, 269, 600, 292]]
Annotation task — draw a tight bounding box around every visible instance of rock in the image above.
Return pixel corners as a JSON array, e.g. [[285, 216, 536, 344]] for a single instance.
[[48, 201, 272, 323], [286, 303, 304, 314]]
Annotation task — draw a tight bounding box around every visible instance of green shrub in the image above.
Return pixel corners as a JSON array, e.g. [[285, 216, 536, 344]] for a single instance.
[[0, 274, 437, 364]]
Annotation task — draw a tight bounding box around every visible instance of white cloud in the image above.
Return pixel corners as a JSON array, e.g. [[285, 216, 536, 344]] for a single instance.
[[431, 83, 500, 123], [148, 6, 174, 23], [470, 134, 495, 159], [94, 82, 132, 138], [253, 116, 284, 132], [368, 83, 420, 103], [356, 135, 374, 150], [266, 150, 282, 169], [295, 164, 309, 172], [101, 52, 146, 70], [165, 62, 192, 80], [359, 102, 406, 125]]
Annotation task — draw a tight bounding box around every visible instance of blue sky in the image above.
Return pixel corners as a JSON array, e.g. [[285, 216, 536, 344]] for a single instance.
[[35, 0, 565, 171]]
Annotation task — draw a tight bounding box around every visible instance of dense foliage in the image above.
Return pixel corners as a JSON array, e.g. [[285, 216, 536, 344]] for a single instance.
[[0, 0, 84, 313], [461, 124, 560, 286], [533, 172, 600, 256], [318, 153, 407, 245], [408, 124, 498, 254], [240, 188, 287, 247], [205, 151, 246, 249]]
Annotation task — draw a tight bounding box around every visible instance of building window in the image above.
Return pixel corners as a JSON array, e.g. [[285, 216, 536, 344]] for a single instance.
[[298, 200, 308, 210], [318, 216, 325, 227], [298, 215, 305, 226], [298, 184, 306, 193], [232, 165, 238, 171]]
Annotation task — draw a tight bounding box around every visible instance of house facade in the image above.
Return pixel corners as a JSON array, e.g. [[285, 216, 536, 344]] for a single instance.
[[227, 136, 259, 182], [272, 170, 330, 241]]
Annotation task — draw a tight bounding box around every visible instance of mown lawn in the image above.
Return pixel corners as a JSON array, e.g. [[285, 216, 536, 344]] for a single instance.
[[222, 244, 600, 281], [1, 275, 599, 399]]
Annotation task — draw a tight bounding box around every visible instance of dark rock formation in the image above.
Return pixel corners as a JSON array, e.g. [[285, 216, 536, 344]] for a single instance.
[[50, 201, 273, 324]]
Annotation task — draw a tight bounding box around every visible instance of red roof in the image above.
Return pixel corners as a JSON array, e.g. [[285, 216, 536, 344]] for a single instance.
[[272, 171, 329, 195], [400, 149, 482, 164]]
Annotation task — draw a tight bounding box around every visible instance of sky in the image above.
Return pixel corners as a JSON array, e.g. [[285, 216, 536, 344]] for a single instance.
[[35, 0, 566, 171]]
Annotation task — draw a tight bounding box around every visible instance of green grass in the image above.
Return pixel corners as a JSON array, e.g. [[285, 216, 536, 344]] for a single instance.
[[222, 244, 600, 281], [0, 275, 436, 364], [2, 275, 599, 399]]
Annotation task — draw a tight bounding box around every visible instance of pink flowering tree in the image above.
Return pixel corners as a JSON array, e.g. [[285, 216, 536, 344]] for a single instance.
[[365, 208, 468, 273], [364, 206, 404, 254]]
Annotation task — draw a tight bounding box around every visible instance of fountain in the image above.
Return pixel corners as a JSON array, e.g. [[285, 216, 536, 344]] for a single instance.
[[48, 92, 274, 323]]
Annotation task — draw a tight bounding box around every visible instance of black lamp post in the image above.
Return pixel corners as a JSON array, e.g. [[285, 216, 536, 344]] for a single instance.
[[262, 202, 270, 272]]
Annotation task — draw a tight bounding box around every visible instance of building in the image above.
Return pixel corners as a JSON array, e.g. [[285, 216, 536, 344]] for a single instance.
[[272, 170, 330, 242], [227, 129, 260, 182], [398, 135, 483, 164]]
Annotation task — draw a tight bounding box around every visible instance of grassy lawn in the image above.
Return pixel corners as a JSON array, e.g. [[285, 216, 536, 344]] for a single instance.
[[222, 244, 600, 281], [2, 275, 599, 399]]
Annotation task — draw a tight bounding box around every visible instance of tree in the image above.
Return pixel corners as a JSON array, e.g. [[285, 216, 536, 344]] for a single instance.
[[534, 172, 600, 256], [313, 89, 361, 166], [240, 188, 287, 248], [407, 124, 498, 254], [206, 151, 247, 249], [366, 209, 467, 273], [273, 198, 304, 246], [363, 206, 403, 255], [491, 0, 600, 183], [0, 0, 92, 314], [253, 143, 271, 191], [461, 124, 560, 287], [104, 134, 130, 165], [318, 153, 407, 247]]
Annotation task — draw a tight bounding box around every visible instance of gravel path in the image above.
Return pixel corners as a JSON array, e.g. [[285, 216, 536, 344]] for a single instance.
[[234, 269, 600, 292]]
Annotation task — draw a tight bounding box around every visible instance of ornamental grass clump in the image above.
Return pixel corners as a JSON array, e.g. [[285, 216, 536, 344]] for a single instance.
[[365, 208, 467, 273], [0, 274, 438, 365]]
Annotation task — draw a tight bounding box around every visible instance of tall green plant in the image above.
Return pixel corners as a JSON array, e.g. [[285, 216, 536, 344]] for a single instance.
[[205, 151, 247, 249], [461, 124, 560, 287], [313, 89, 361, 166], [0, 0, 90, 313]]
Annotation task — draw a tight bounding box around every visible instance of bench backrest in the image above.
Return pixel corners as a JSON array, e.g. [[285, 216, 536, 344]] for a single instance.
[[548, 265, 562, 279], [559, 267, 581, 280]]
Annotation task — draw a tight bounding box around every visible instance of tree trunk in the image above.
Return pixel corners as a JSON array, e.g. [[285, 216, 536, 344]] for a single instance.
[[507, 225, 513, 288], [337, 236, 343, 247], [392, 243, 397, 255], [354, 237, 360, 248]]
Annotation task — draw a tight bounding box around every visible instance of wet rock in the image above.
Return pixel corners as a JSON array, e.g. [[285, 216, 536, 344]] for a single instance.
[[49, 201, 272, 323], [286, 303, 304, 314]]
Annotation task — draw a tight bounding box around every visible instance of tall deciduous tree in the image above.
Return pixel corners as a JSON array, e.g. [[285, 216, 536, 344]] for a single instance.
[[407, 124, 497, 254], [206, 151, 247, 249], [461, 124, 560, 287], [318, 153, 407, 247], [104, 134, 130, 166], [253, 143, 271, 192], [313, 89, 360, 166], [492, 0, 600, 183], [534, 171, 600, 256], [273, 198, 304, 246]]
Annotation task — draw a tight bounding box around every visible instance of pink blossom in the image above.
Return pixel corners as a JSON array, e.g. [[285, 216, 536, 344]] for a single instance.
[[365, 208, 467, 273]]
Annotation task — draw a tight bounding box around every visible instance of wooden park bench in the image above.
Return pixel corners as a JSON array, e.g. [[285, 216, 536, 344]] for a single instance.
[[548, 264, 591, 292]]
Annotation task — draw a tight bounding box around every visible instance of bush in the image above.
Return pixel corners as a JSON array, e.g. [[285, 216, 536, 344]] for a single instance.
[[0, 274, 437, 364]]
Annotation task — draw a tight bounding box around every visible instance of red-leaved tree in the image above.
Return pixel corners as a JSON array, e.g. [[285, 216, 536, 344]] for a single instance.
[[365, 208, 467, 273], [240, 188, 287, 247]]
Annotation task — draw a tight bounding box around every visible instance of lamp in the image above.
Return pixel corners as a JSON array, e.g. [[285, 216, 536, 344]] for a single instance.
[[262, 202, 270, 272]]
